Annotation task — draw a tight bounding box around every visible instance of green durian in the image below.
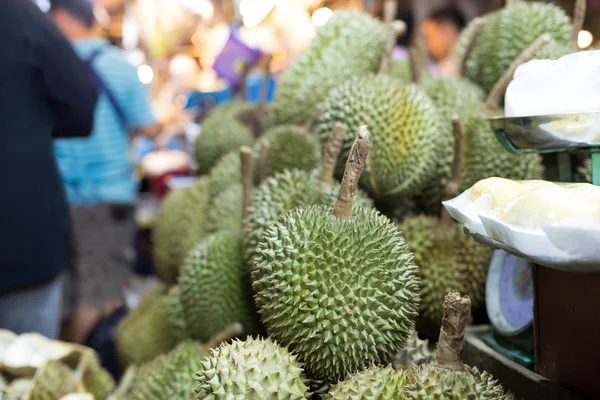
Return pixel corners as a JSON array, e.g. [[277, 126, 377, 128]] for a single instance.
[[252, 126, 419, 381], [193, 337, 310, 400], [164, 285, 191, 345], [458, 2, 571, 95], [152, 177, 211, 284], [178, 231, 259, 343], [209, 150, 241, 200], [258, 125, 322, 176], [116, 283, 175, 366], [195, 100, 255, 175], [206, 183, 243, 234], [314, 75, 449, 199], [405, 292, 514, 400], [326, 365, 413, 399], [266, 10, 387, 127], [390, 59, 412, 83], [126, 341, 206, 400], [27, 360, 75, 400], [393, 330, 436, 369]]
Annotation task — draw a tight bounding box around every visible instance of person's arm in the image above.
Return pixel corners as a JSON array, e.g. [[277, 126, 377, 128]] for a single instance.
[[33, 6, 97, 138], [121, 62, 160, 140]]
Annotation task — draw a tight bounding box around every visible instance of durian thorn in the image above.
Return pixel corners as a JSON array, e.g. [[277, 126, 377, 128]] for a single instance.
[[236, 60, 250, 100], [569, 0, 587, 50], [440, 116, 464, 229], [318, 123, 348, 190], [485, 34, 551, 111], [333, 125, 369, 219], [259, 142, 270, 184], [435, 291, 471, 371], [456, 18, 484, 79], [258, 54, 273, 113], [240, 146, 253, 231], [204, 322, 244, 349], [112, 365, 137, 398]]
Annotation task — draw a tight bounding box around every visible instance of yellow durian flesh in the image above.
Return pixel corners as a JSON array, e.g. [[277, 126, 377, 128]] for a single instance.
[[468, 178, 528, 209]]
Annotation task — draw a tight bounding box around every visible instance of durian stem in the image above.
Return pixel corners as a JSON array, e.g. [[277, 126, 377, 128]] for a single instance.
[[436, 291, 472, 371], [409, 31, 430, 83], [204, 322, 244, 349], [258, 54, 273, 113], [456, 18, 484, 79], [259, 142, 270, 184], [440, 117, 464, 230], [569, 0, 587, 50], [333, 126, 370, 219], [379, 0, 404, 75], [485, 34, 551, 111], [318, 123, 348, 190], [236, 61, 250, 101], [240, 146, 253, 231]]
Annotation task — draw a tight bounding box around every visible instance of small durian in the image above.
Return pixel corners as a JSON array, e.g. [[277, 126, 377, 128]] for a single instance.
[[193, 337, 310, 399], [194, 100, 255, 174], [27, 360, 75, 400], [252, 127, 420, 381], [404, 292, 514, 399], [326, 365, 413, 400]]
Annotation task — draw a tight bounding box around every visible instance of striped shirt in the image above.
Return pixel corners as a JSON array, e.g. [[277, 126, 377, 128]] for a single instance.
[[54, 38, 156, 206]]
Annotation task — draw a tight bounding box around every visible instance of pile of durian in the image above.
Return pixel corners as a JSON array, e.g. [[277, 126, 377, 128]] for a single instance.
[[51, 1, 585, 399]]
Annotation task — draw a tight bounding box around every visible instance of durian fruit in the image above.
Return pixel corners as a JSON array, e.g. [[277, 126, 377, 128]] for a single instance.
[[400, 119, 492, 338], [163, 285, 191, 345], [178, 231, 259, 343], [194, 100, 255, 174], [152, 177, 211, 284], [252, 127, 420, 381], [116, 283, 175, 366], [393, 330, 436, 369], [458, 2, 572, 95], [27, 360, 75, 400], [404, 292, 514, 399], [314, 75, 449, 199], [390, 59, 412, 83], [266, 10, 387, 127], [326, 365, 413, 400], [206, 183, 243, 234], [78, 351, 115, 400], [193, 337, 310, 399], [209, 150, 241, 199], [243, 124, 372, 266], [257, 125, 322, 177]]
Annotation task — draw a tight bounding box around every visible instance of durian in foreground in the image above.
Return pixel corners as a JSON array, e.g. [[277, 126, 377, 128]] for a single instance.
[[252, 127, 420, 381], [27, 360, 75, 400], [400, 119, 492, 339], [193, 337, 310, 399], [405, 291, 514, 399], [325, 365, 413, 400]]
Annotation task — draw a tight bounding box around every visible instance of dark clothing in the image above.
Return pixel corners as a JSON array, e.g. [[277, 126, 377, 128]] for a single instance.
[[0, 0, 98, 295]]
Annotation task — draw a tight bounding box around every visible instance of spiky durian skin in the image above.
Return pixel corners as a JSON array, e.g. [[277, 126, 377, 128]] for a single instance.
[[326, 365, 413, 400], [390, 60, 412, 83], [179, 231, 259, 343], [206, 183, 243, 234], [420, 77, 485, 124], [127, 341, 206, 400], [28, 360, 75, 400], [314, 75, 449, 199], [209, 150, 242, 200], [259, 125, 322, 176], [164, 285, 191, 345], [393, 330, 435, 369], [459, 3, 571, 95], [193, 337, 310, 400], [80, 352, 115, 400], [398, 217, 491, 337], [116, 283, 175, 366], [152, 177, 211, 284], [266, 10, 387, 128], [195, 101, 255, 175], [406, 365, 515, 400], [243, 169, 372, 267], [252, 205, 420, 381]]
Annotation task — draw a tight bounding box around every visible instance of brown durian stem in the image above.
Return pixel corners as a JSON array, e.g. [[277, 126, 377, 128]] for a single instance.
[[258, 54, 273, 113], [456, 18, 484, 79], [318, 123, 348, 190], [379, 0, 402, 75], [569, 0, 587, 50], [435, 291, 472, 371], [240, 146, 253, 231], [409, 31, 430, 83], [332, 126, 370, 219], [440, 117, 464, 230], [204, 322, 244, 350], [259, 142, 270, 184], [236, 61, 250, 101], [485, 34, 551, 111]]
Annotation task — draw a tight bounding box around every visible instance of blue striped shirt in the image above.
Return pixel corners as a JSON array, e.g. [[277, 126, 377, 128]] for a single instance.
[[54, 38, 156, 206]]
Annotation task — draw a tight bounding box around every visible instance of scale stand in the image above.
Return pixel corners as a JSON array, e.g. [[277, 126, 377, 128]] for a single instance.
[[483, 112, 600, 399]]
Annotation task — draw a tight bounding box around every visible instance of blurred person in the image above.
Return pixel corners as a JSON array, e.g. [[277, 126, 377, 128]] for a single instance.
[[421, 5, 466, 76], [0, 0, 97, 339], [49, 0, 161, 343]]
